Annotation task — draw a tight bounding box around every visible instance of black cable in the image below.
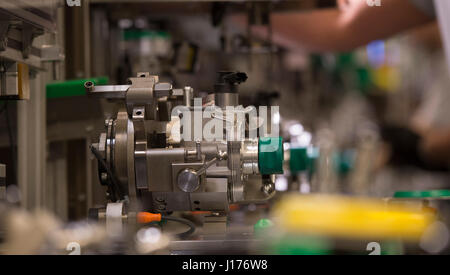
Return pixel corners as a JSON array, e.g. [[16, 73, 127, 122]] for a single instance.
[[161, 215, 196, 239], [90, 144, 124, 200], [89, 144, 125, 201]]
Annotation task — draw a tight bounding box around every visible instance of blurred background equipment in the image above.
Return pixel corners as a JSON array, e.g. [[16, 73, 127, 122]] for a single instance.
[[0, 0, 63, 211], [0, 0, 450, 255]]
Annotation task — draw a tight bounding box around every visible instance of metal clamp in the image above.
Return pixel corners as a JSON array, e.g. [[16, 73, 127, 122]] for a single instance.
[[177, 151, 227, 193]]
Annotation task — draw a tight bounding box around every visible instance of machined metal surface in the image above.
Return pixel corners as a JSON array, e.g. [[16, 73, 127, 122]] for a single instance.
[[114, 110, 131, 195], [91, 72, 275, 214], [214, 92, 239, 109], [241, 139, 259, 175], [126, 73, 158, 119], [177, 169, 201, 193], [85, 84, 129, 98], [228, 141, 244, 202], [183, 86, 193, 107], [133, 107, 149, 191]]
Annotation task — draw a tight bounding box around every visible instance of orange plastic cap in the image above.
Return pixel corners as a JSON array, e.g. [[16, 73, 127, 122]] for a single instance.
[[137, 212, 162, 224]]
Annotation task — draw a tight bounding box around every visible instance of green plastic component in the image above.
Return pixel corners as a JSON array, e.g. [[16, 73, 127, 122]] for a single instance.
[[393, 190, 450, 199], [380, 241, 403, 255], [46, 77, 109, 98], [123, 30, 170, 41], [307, 147, 319, 174], [290, 147, 309, 173], [290, 147, 320, 175], [258, 137, 284, 175], [356, 66, 372, 93], [333, 150, 356, 176], [271, 235, 332, 255], [254, 219, 274, 235]]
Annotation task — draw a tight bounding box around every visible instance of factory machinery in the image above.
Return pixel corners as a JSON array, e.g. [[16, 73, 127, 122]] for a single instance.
[[1, 1, 448, 256], [85, 71, 284, 242]]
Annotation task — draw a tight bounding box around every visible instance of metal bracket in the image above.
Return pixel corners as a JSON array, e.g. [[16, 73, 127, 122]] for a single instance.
[[0, 22, 9, 51], [21, 23, 33, 59], [40, 45, 65, 62], [132, 107, 149, 191], [228, 141, 244, 202], [0, 60, 13, 97], [85, 82, 130, 99]]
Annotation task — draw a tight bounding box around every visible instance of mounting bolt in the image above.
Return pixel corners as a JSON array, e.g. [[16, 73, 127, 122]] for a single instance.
[[261, 183, 275, 196], [155, 197, 165, 203]]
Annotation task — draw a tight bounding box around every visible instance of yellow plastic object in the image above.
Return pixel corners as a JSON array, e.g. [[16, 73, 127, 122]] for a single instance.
[[372, 65, 400, 93], [272, 194, 435, 241], [17, 63, 30, 100]]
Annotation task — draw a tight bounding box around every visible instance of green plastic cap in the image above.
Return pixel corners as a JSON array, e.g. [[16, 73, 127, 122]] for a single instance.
[[254, 218, 274, 235], [290, 147, 309, 173], [258, 137, 284, 175], [393, 189, 450, 199]]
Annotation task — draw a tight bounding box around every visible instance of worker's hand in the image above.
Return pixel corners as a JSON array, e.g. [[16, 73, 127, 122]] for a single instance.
[[420, 128, 450, 166], [380, 125, 450, 171], [337, 0, 361, 11]]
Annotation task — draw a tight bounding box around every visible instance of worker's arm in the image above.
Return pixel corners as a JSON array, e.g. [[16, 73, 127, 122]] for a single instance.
[[420, 129, 450, 165], [242, 0, 434, 52]]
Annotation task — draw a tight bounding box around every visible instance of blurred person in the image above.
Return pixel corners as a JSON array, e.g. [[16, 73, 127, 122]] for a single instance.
[[235, 0, 450, 168], [235, 0, 436, 52], [375, 23, 450, 171], [409, 24, 450, 167]]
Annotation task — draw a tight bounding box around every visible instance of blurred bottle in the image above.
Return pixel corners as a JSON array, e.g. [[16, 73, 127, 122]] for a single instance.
[[313, 128, 338, 193], [348, 128, 380, 196]]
